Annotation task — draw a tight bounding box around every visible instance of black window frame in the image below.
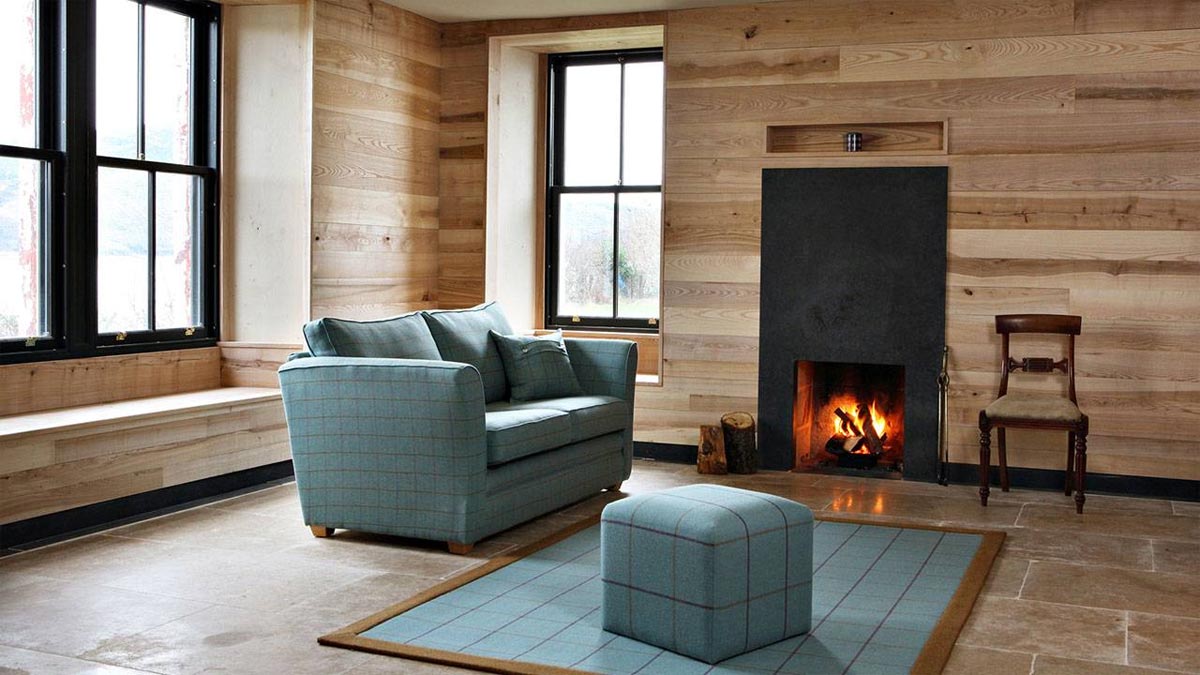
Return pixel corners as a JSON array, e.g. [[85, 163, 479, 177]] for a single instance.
[[0, 0, 220, 364], [544, 47, 663, 334]]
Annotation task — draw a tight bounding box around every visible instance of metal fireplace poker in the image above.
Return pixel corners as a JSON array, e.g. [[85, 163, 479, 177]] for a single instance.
[[937, 346, 950, 485]]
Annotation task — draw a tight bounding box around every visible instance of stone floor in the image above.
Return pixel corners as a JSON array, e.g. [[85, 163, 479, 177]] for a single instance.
[[1, 460, 1197, 674]]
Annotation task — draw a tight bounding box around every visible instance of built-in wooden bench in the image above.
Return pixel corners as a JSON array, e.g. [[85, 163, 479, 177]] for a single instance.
[[0, 346, 292, 537]]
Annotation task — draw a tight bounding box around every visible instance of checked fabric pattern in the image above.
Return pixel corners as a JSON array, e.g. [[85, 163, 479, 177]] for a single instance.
[[302, 311, 443, 361], [600, 485, 814, 664], [278, 335, 638, 546], [423, 302, 514, 403], [490, 329, 584, 401]]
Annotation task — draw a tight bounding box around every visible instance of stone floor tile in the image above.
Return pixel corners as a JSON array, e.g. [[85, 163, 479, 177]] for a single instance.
[[1034, 653, 1193, 674], [1151, 539, 1200, 575], [825, 490, 1024, 527], [1017, 505, 1200, 542], [981, 555, 1030, 599], [1127, 612, 1200, 672], [957, 596, 1126, 662], [80, 603, 372, 675], [0, 578, 210, 658], [0, 645, 155, 674], [1001, 527, 1154, 570], [942, 645, 1033, 674], [106, 502, 314, 553], [1021, 561, 1200, 619]]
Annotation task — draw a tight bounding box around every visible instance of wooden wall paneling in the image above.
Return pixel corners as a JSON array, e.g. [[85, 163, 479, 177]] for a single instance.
[[840, 30, 1200, 84], [218, 342, 303, 387], [949, 191, 1200, 230], [666, 0, 1075, 54], [1074, 0, 1200, 34], [311, 0, 442, 320], [666, 76, 1075, 125], [434, 0, 1200, 483], [0, 348, 221, 418]]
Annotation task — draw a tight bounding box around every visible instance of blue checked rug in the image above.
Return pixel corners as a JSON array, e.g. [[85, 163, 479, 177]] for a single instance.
[[320, 515, 1003, 674]]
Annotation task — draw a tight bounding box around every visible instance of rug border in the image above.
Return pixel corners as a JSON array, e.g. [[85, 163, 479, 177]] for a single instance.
[[319, 514, 1005, 675]]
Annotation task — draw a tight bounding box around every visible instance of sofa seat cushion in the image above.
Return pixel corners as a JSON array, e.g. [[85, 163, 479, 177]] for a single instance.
[[484, 408, 572, 467], [489, 395, 627, 443]]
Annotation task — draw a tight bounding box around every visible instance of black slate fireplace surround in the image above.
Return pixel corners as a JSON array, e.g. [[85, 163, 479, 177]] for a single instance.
[[758, 167, 947, 481]]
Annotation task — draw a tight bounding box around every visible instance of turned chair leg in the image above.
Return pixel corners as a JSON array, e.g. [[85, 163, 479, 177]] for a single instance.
[[1065, 432, 1076, 496], [978, 412, 991, 507], [1074, 419, 1088, 514], [310, 525, 334, 538], [997, 428, 1010, 492], [447, 541, 474, 555], [606, 482, 623, 492]]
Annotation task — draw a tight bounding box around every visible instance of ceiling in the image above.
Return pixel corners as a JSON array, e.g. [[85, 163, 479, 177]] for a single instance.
[[381, 0, 749, 23]]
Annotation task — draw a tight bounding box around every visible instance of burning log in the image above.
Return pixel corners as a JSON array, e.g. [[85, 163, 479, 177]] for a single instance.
[[833, 408, 862, 436], [721, 412, 758, 474], [857, 403, 886, 456], [697, 424, 728, 475]]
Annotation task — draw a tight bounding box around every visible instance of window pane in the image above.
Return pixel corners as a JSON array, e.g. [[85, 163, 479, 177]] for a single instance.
[[98, 168, 149, 332], [617, 193, 661, 320], [0, 0, 37, 148], [622, 61, 663, 186], [144, 6, 192, 164], [557, 193, 614, 318], [155, 173, 197, 329], [96, 0, 139, 159], [563, 64, 620, 186], [0, 157, 45, 339]]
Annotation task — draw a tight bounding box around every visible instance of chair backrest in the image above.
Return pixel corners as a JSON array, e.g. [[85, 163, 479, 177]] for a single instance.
[[994, 314, 1082, 402]]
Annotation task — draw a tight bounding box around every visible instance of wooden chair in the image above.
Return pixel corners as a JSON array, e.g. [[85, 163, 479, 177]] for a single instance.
[[979, 314, 1089, 513]]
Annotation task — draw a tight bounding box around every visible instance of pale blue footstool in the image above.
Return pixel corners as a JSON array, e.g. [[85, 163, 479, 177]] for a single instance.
[[600, 484, 814, 664]]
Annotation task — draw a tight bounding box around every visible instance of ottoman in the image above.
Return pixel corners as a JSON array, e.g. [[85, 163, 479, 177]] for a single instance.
[[600, 484, 813, 664]]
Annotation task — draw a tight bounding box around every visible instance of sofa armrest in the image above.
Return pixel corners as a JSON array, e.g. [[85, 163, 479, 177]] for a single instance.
[[564, 338, 638, 401], [277, 357, 487, 540]]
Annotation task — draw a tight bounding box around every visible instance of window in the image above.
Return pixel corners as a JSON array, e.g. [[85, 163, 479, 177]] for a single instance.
[[545, 49, 663, 332], [0, 0, 220, 362]]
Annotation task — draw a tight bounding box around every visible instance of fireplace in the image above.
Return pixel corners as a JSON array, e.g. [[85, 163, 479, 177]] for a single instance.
[[758, 166, 947, 481], [794, 360, 905, 473]]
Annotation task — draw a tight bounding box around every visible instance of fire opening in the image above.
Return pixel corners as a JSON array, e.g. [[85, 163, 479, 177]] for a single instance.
[[794, 361, 905, 473]]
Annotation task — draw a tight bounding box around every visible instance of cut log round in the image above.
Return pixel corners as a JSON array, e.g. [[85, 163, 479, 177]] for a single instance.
[[721, 412, 758, 474], [697, 424, 728, 475]]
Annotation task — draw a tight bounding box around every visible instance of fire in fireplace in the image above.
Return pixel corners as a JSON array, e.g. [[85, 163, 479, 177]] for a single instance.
[[794, 361, 905, 474]]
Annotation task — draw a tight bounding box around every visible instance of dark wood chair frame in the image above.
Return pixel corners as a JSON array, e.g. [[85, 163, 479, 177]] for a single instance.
[[979, 314, 1089, 513]]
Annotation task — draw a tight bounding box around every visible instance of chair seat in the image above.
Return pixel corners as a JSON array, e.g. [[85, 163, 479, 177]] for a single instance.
[[985, 394, 1083, 423]]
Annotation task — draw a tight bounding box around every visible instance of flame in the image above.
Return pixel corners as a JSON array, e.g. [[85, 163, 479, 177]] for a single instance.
[[867, 400, 886, 439]]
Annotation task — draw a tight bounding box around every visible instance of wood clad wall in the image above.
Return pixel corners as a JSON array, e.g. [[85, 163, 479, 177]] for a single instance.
[[439, 12, 668, 310], [310, 0, 442, 319], [658, 0, 1200, 481], [0, 348, 221, 417], [440, 0, 1200, 481]]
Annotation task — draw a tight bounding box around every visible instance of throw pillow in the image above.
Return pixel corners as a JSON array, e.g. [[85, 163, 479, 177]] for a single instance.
[[302, 312, 442, 360], [490, 330, 584, 401]]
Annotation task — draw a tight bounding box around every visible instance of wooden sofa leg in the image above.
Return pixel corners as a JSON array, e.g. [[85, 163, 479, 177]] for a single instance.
[[447, 541, 474, 555], [310, 525, 334, 538], [606, 482, 623, 492]]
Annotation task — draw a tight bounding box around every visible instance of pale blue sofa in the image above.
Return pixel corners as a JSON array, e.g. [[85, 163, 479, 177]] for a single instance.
[[278, 302, 637, 553]]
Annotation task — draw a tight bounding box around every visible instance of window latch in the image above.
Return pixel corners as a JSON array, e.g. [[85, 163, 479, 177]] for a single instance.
[[184, 327, 196, 336], [571, 316, 581, 323], [116, 331, 127, 342], [24, 336, 37, 347]]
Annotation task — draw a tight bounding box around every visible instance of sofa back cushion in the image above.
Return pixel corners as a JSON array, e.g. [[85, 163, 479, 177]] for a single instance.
[[422, 302, 513, 402], [302, 312, 442, 360], [490, 330, 583, 401]]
